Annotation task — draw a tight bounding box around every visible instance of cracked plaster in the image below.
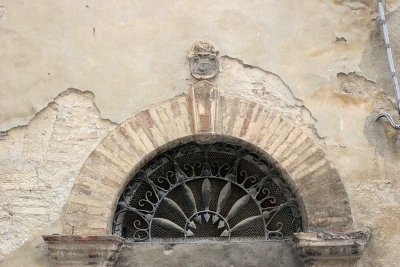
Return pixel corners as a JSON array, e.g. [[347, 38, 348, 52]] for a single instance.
[[1, 1, 400, 266], [0, 0, 377, 131], [0, 89, 116, 261]]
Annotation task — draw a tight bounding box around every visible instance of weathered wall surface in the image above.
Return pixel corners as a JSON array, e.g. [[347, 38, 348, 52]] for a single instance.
[[0, 0, 382, 131], [0, 90, 116, 263], [1, 0, 400, 266], [116, 242, 302, 267]]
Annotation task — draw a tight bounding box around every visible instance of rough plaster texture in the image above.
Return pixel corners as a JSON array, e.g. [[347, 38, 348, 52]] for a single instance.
[[218, 57, 316, 133], [0, 90, 116, 261], [0, 0, 385, 131], [116, 242, 302, 267], [0, 0, 400, 267], [62, 87, 352, 237]]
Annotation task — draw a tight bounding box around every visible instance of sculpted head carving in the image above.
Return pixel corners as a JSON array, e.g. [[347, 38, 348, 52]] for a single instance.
[[187, 41, 219, 80]]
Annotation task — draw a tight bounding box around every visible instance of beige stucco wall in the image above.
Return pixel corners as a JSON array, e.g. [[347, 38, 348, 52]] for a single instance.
[[1, 0, 400, 266]]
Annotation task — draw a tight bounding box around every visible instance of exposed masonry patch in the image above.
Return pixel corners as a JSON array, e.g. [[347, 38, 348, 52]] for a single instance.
[[357, 5, 400, 153], [0, 88, 116, 134], [63, 82, 353, 237], [336, 72, 399, 147], [0, 86, 118, 132], [337, 72, 378, 96], [354, 72, 400, 159], [0, 58, 327, 260], [335, 72, 400, 213], [0, 89, 116, 260], [334, 0, 375, 10], [336, 72, 399, 120], [218, 56, 319, 139], [0, 58, 320, 142]]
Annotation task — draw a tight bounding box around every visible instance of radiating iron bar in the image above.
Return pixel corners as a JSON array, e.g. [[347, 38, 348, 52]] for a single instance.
[[375, 0, 400, 129], [139, 176, 298, 242], [116, 174, 298, 242], [114, 143, 302, 242], [184, 211, 231, 241], [147, 176, 266, 242]]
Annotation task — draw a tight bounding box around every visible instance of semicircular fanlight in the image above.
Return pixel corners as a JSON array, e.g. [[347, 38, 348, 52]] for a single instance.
[[112, 142, 303, 242]]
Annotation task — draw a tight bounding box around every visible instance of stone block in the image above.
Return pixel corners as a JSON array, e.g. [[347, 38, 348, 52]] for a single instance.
[[43, 235, 124, 267], [293, 231, 369, 267]]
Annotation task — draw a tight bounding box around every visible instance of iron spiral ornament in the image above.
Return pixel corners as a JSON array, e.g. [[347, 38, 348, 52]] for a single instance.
[[112, 142, 303, 242]]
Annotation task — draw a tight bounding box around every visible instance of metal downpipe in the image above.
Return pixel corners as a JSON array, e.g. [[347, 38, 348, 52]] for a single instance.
[[375, 0, 400, 129]]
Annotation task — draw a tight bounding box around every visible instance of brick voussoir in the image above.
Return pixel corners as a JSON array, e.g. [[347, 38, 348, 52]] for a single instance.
[[63, 94, 353, 235]]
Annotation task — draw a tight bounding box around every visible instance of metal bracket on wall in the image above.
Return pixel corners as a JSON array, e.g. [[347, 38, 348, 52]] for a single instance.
[[375, 0, 400, 129]]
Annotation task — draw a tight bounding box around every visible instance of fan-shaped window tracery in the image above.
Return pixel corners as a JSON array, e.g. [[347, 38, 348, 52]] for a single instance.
[[112, 142, 302, 242]]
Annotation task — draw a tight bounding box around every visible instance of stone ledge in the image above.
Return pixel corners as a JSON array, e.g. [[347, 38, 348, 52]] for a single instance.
[[43, 235, 124, 267], [293, 231, 369, 267]]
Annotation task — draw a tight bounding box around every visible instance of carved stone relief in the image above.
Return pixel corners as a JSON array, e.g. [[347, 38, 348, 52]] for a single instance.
[[187, 40, 219, 80], [44, 41, 369, 267]]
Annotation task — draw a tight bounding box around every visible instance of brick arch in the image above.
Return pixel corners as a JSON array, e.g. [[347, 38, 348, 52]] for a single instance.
[[64, 81, 353, 235]]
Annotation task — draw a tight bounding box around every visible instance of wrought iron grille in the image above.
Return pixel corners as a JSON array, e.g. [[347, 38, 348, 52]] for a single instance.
[[112, 142, 302, 242]]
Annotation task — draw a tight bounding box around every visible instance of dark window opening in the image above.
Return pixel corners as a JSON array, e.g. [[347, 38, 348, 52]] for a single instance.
[[112, 142, 303, 243]]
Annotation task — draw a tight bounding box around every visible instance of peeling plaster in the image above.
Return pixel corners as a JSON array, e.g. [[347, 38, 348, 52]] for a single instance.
[[0, 88, 116, 260], [0, 0, 375, 132], [0, 89, 117, 134], [218, 56, 321, 140], [309, 71, 400, 267], [1, 1, 400, 266], [0, 57, 325, 263]]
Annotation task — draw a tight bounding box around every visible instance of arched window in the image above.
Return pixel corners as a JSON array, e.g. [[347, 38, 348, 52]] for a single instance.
[[112, 142, 303, 242]]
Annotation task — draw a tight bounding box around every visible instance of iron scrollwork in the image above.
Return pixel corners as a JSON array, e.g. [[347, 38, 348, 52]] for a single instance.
[[112, 142, 303, 242]]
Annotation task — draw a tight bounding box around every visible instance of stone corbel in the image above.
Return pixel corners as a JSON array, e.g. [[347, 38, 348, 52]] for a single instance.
[[43, 235, 124, 267], [293, 230, 369, 267]]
